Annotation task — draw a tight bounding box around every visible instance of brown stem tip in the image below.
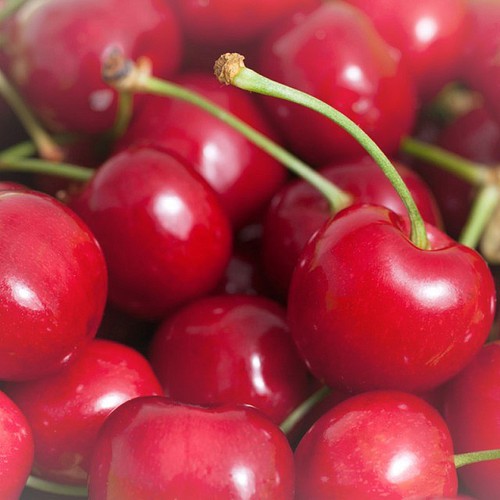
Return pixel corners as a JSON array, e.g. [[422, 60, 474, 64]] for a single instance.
[[102, 49, 152, 93], [214, 53, 246, 85]]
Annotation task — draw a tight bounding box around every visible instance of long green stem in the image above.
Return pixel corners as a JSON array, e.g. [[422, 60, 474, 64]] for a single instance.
[[25, 475, 87, 497], [401, 136, 491, 187], [101, 52, 352, 213], [214, 54, 428, 249], [454, 448, 500, 468]]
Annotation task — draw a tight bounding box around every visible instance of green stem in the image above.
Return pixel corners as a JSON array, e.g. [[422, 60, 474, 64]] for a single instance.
[[25, 475, 87, 497], [280, 385, 331, 435], [0, 156, 94, 181], [0, 0, 29, 22], [214, 54, 428, 250], [0, 140, 37, 160], [109, 90, 134, 141], [454, 448, 500, 469], [400, 136, 491, 187], [459, 184, 500, 248], [0, 67, 63, 161], [101, 52, 351, 213]]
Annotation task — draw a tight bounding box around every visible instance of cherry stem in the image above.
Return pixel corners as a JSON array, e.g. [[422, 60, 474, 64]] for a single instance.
[[0, 68, 64, 161], [0, 0, 29, 22], [459, 184, 500, 248], [454, 448, 500, 469], [280, 385, 331, 435], [214, 53, 429, 250], [109, 89, 134, 141], [25, 475, 87, 497], [400, 136, 491, 187], [101, 51, 352, 213]]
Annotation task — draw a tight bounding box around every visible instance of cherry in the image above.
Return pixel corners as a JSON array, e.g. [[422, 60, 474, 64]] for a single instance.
[[148, 294, 313, 425], [2, 0, 182, 134], [255, 1, 417, 165], [294, 390, 458, 499], [0, 390, 34, 500], [0, 190, 107, 381], [69, 146, 232, 320], [3, 338, 162, 486], [114, 72, 288, 228], [262, 156, 442, 298], [344, 0, 470, 100], [87, 396, 295, 499], [287, 204, 495, 394], [442, 341, 500, 499]]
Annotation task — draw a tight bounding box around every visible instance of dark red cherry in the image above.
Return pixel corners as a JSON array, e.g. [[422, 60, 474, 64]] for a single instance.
[[345, 0, 470, 100], [88, 397, 295, 499], [0, 390, 34, 500], [287, 204, 495, 394], [148, 294, 312, 424], [3, 339, 162, 485], [114, 73, 287, 228], [3, 0, 182, 134], [294, 391, 458, 499], [70, 147, 232, 320], [0, 190, 107, 381], [256, 1, 417, 166], [442, 341, 500, 499]]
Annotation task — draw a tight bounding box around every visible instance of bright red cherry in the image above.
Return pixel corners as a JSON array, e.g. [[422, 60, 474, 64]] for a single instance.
[[442, 341, 500, 499], [87, 397, 295, 499], [114, 73, 288, 228], [294, 391, 458, 499], [256, 1, 417, 166], [345, 0, 470, 100], [0, 190, 107, 381], [287, 204, 496, 394], [3, 339, 162, 485], [148, 294, 312, 424], [70, 147, 232, 320], [2, 0, 182, 134], [0, 390, 34, 500]]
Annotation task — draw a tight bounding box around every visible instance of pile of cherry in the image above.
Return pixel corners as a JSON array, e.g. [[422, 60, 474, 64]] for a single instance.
[[1, 0, 500, 498]]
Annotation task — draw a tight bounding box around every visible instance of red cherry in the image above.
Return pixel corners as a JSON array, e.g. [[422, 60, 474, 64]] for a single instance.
[[256, 1, 417, 165], [3, 0, 182, 134], [148, 294, 312, 424], [294, 391, 458, 499], [87, 397, 295, 499], [287, 204, 496, 393], [0, 390, 34, 500], [70, 147, 232, 320], [0, 190, 107, 380], [442, 341, 500, 499], [262, 156, 442, 298], [114, 73, 287, 228], [3, 339, 162, 485], [344, 0, 470, 100]]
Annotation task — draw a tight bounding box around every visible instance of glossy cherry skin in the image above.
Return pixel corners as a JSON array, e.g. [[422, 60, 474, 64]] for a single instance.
[[171, 0, 319, 45], [0, 190, 107, 380], [3, 339, 162, 485], [287, 204, 496, 394], [87, 397, 295, 499], [114, 73, 288, 228], [256, 1, 417, 166], [442, 341, 500, 499], [70, 147, 232, 320], [3, 0, 182, 134], [148, 294, 312, 424], [345, 0, 470, 100], [262, 156, 442, 298], [294, 391, 458, 499], [0, 390, 34, 500]]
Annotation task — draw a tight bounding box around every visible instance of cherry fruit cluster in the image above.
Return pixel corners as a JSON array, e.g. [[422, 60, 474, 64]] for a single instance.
[[0, 0, 499, 499]]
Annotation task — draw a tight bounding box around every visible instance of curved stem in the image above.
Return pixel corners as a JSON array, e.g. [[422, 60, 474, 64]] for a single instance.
[[25, 475, 87, 497], [280, 385, 331, 435], [400, 136, 491, 187], [454, 448, 500, 469], [214, 54, 428, 249], [101, 52, 352, 213], [109, 90, 134, 141]]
